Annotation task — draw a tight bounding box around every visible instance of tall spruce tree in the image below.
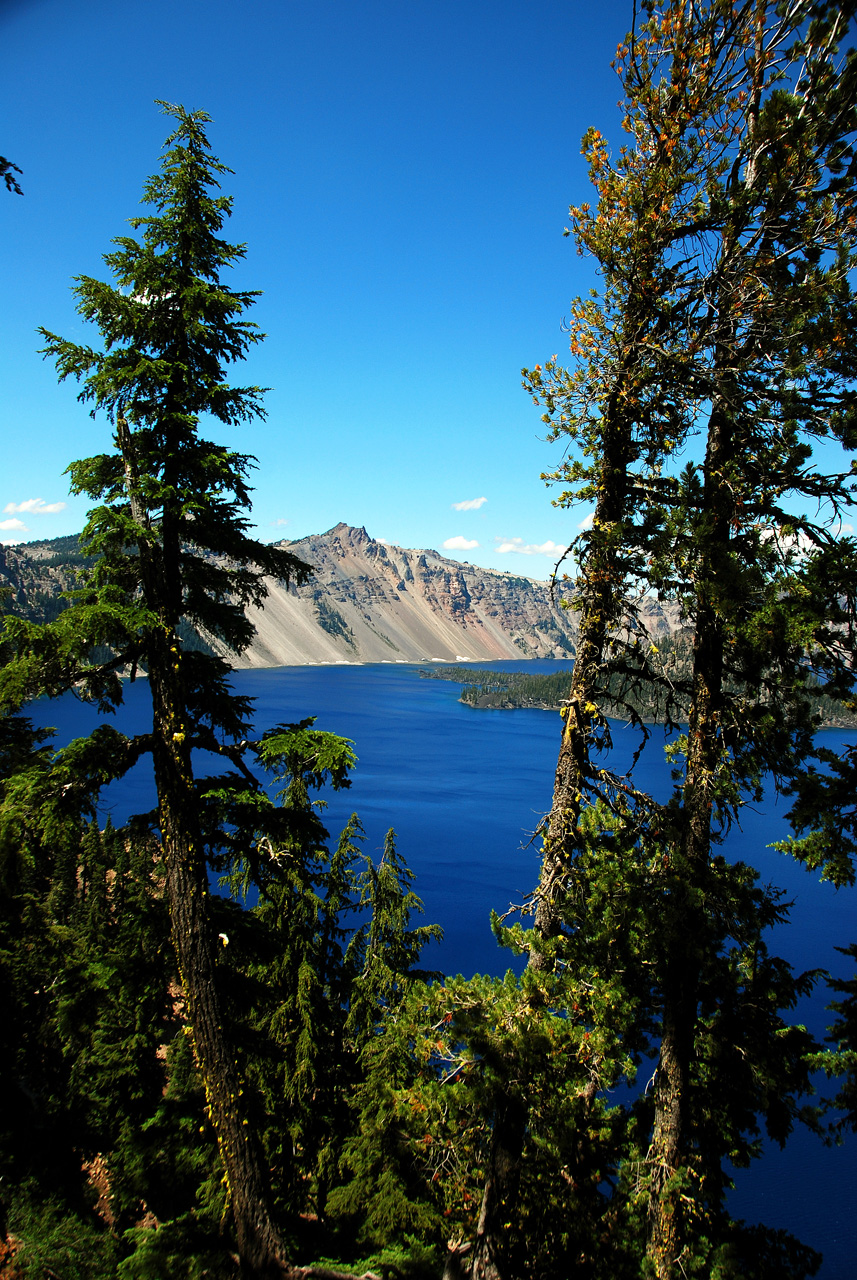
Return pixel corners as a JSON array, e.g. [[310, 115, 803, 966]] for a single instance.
[[0, 103, 322, 1277], [523, 2, 857, 1277]]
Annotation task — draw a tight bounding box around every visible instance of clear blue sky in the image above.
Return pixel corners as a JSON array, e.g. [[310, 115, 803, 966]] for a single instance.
[[2, 0, 634, 575]]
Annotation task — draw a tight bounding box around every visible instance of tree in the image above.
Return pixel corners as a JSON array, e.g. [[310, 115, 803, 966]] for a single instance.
[[1, 102, 449, 1280], [0, 714, 445, 1276], [1, 156, 22, 195], [0, 705, 178, 1277], [0, 102, 331, 1277], [524, 1, 857, 1276]]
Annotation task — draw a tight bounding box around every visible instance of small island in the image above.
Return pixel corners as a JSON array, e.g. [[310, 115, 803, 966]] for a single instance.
[[419, 647, 857, 727]]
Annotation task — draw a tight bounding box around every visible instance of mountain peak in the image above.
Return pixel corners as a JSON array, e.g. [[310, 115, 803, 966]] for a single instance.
[[3, 524, 681, 668]]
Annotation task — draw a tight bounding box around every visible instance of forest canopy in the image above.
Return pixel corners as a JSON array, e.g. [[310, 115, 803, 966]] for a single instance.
[[419, 655, 857, 726]]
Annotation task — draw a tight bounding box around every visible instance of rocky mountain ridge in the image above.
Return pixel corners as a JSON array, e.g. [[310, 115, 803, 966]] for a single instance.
[[230, 522, 578, 665], [1, 523, 681, 666], [215, 523, 681, 666], [0, 537, 92, 625]]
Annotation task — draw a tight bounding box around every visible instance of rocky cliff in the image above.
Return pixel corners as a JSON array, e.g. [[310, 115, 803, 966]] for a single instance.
[[0, 537, 90, 624], [2, 523, 681, 667], [220, 523, 680, 667], [220, 523, 576, 666]]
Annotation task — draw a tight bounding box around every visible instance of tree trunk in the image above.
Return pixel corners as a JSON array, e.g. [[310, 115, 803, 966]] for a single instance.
[[148, 641, 290, 1277], [118, 417, 290, 1277], [469, 1093, 528, 1280], [646, 943, 699, 1275], [531, 398, 636, 961], [646, 392, 731, 1276]]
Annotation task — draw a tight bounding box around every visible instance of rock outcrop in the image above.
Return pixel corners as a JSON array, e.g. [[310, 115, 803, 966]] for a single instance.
[[0, 537, 90, 624], [219, 524, 681, 667], [2, 523, 681, 667], [220, 523, 579, 666]]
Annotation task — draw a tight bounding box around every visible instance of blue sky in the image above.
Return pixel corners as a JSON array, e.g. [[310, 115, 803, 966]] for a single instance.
[[2, 0, 634, 575]]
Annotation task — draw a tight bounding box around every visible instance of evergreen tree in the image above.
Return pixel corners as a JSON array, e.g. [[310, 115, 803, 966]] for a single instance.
[[0, 102, 356, 1276], [1, 155, 22, 195], [0, 717, 175, 1276], [522, 1, 857, 1276], [0, 702, 444, 1277], [314, 831, 444, 1268]]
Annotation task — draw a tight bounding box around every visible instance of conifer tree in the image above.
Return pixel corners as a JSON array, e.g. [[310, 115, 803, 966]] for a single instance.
[[1, 105, 445, 1279], [524, 1, 857, 1276], [0, 711, 177, 1274], [1, 156, 22, 195], [0, 103, 336, 1276]]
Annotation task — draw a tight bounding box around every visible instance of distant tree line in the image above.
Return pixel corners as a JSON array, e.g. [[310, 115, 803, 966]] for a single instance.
[[421, 638, 857, 727]]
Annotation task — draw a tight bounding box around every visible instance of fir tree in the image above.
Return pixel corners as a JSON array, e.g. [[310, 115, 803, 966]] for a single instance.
[[0, 102, 352, 1276], [0, 720, 175, 1275]]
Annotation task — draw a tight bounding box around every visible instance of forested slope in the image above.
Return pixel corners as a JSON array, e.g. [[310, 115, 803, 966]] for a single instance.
[[421, 644, 857, 727]]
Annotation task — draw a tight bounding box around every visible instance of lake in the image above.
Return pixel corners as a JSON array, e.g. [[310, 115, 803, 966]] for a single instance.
[[28, 660, 857, 1277]]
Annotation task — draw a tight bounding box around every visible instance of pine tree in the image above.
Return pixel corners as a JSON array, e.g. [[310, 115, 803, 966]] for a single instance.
[[524, 1, 857, 1276], [317, 830, 444, 1264], [1, 156, 22, 195], [0, 715, 177, 1275]]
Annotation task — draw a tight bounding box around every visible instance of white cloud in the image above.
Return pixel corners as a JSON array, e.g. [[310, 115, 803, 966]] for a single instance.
[[452, 497, 487, 511], [578, 512, 595, 530], [494, 536, 566, 557], [4, 498, 66, 516], [270, 517, 289, 527], [444, 536, 480, 551], [0, 518, 27, 532], [759, 524, 839, 558]]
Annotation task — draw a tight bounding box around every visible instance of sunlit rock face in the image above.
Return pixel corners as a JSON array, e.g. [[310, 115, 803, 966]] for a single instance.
[[2, 524, 682, 668], [222, 523, 679, 668]]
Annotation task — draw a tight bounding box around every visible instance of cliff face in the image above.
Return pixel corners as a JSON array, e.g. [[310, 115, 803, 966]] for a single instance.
[[0, 540, 90, 623], [223, 523, 580, 666], [2, 523, 680, 667], [224, 523, 680, 667]]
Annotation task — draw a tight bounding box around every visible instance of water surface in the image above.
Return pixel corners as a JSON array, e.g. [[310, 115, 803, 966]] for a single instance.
[[28, 660, 856, 1277]]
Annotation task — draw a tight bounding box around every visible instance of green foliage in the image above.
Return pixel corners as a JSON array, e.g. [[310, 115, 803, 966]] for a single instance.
[[0, 102, 450, 1278], [422, 652, 857, 726], [1, 155, 23, 196], [0, 705, 445, 1273], [313, 592, 356, 645], [235, 815, 443, 1230], [486, 804, 820, 1275], [119, 1213, 238, 1280], [515, 4, 857, 1272], [348, 829, 444, 1031], [0, 728, 193, 1262], [0, 101, 314, 739], [305, 1242, 441, 1280], [805, 944, 857, 1136], [5, 1188, 120, 1279], [326, 835, 444, 1255], [3, 14, 855, 1275]]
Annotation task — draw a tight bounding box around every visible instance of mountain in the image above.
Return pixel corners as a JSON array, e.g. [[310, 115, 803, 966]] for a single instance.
[[218, 523, 681, 667], [219, 523, 575, 666], [1, 523, 681, 666], [0, 537, 93, 624]]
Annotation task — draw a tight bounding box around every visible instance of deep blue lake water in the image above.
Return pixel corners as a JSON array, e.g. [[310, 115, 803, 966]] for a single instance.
[[28, 660, 857, 1277]]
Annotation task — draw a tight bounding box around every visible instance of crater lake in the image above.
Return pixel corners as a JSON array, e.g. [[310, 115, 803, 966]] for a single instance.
[[28, 660, 857, 1277]]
